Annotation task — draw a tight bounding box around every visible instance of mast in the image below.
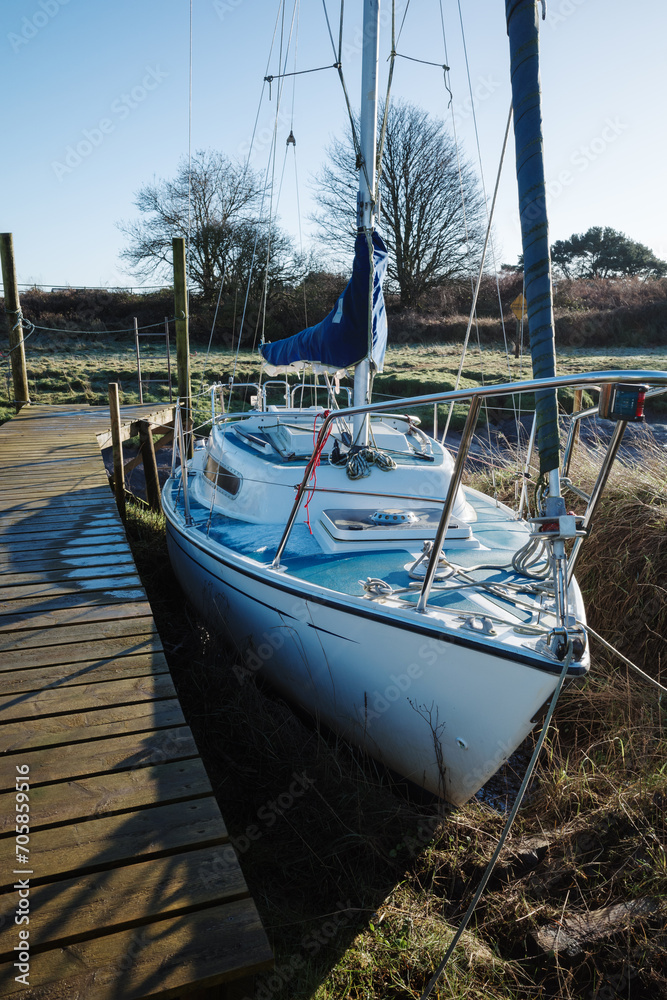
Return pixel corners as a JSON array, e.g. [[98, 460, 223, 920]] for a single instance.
[[505, 0, 560, 496], [352, 0, 381, 445]]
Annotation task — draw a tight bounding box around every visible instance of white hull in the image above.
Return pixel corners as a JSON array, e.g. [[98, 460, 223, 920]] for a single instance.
[[165, 507, 572, 806]]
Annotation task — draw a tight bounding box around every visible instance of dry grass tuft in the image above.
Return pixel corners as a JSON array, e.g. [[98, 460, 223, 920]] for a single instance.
[[120, 423, 667, 999]]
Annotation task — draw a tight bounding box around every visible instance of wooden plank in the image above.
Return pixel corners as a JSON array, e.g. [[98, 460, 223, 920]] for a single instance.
[[0, 544, 132, 570], [0, 796, 226, 889], [0, 493, 116, 512], [0, 600, 154, 634], [0, 617, 158, 653], [0, 654, 168, 698], [0, 845, 249, 959], [0, 591, 149, 623], [0, 673, 174, 719], [0, 561, 138, 587], [0, 635, 165, 672], [0, 525, 127, 547], [0, 726, 197, 791], [0, 758, 213, 831], [0, 405, 274, 992], [0, 896, 272, 1000], [0, 698, 184, 752], [0, 673, 175, 719], [0, 514, 119, 534], [0, 575, 144, 602]]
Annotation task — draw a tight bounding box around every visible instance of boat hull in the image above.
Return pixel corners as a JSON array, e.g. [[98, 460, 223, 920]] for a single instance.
[[165, 513, 566, 806]]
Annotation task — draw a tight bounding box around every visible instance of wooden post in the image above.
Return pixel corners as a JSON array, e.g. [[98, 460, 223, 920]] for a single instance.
[[0, 233, 30, 412], [173, 237, 192, 457], [139, 420, 161, 512], [134, 317, 143, 403], [571, 387, 583, 452], [165, 315, 173, 402], [514, 318, 521, 359], [108, 382, 126, 520]]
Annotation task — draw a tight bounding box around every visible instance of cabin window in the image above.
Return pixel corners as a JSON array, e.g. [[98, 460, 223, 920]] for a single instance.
[[204, 455, 241, 496]]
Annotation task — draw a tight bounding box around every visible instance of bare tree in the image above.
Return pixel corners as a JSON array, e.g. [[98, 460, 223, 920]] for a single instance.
[[312, 101, 486, 308], [118, 149, 298, 300]]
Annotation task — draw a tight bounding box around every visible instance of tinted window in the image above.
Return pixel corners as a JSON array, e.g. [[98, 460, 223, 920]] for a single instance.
[[204, 455, 241, 496]]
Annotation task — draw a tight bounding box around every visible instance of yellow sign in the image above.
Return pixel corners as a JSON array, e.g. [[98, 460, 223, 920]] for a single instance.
[[510, 293, 527, 322]]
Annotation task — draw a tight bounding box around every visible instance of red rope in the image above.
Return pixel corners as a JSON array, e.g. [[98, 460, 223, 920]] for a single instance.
[[304, 410, 331, 533]]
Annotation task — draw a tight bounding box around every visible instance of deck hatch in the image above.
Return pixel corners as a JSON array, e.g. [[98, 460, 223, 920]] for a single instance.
[[320, 507, 472, 542]]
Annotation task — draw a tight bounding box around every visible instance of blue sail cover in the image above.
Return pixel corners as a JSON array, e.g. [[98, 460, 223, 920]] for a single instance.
[[260, 231, 388, 373]]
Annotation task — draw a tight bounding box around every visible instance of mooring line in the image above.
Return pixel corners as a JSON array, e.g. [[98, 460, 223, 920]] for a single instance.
[[419, 643, 573, 999]]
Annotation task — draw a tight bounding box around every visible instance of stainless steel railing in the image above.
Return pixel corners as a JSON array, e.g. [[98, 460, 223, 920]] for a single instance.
[[270, 369, 667, 614]]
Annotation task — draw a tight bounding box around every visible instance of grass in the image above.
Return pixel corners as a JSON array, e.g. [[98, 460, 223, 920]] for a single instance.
[[3, 342, 666, 997], [2, 338, 666, 428], [121, 437, 666, 999]]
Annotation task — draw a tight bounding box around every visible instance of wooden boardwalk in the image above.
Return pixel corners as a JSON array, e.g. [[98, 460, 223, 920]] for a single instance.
[[0, 405, 273, 999]]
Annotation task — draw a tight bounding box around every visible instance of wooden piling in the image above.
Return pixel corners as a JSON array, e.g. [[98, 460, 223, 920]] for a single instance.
[[108, 382, 126, 520], [173, 237, 192, 458], [134, 317, 143, 403], [572, 388, 583, 452], [0, 232, 30, 412], [139, 419, 162, 512]]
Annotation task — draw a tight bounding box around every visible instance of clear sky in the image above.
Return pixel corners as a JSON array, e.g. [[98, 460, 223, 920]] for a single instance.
[[1, 0, 666, 292]]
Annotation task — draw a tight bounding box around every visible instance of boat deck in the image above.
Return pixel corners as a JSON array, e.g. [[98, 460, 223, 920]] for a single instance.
[[167, 476, 536, 621], [0, 405, 273, 999]]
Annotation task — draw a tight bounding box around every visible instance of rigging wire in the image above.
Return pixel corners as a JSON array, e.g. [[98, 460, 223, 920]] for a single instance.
[[257, 0, 300, 358], [439, 103, 514, 441], [226, 0, 288, 388], [288, 1, 309, 328], [187, 0, 193, 305], [455, 0, 521, 440], [419, 643, 574, 999], [201, 1, 286, 380], [434, 0, 494, 454]]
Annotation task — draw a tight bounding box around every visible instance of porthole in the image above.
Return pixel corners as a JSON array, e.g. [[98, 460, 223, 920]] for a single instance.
[[204, 455, 241, 496]]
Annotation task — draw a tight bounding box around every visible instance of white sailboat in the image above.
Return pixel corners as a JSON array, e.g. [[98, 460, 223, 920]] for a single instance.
[[162, 1, 665, 805]]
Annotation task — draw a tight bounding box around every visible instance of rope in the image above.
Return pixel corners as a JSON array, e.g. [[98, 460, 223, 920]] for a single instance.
[[512, 533, 551, 580], [361, 577, 394, 598], [419, 642, 574, 998], [303, 410, 332, 532], [2, 315, 174, 338], [264, 62, 340, 85], [330, 442, 398, 480], [393, 52, 449, 70], [578, 621, 667, 697]]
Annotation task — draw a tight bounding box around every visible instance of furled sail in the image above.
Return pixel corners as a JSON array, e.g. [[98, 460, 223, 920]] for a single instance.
[[260, 231, 388, 374], [506, 0, 560, 476]]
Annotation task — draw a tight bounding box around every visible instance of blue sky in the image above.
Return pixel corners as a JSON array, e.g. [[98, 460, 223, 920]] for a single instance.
[[1, 0, 666, 291]]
